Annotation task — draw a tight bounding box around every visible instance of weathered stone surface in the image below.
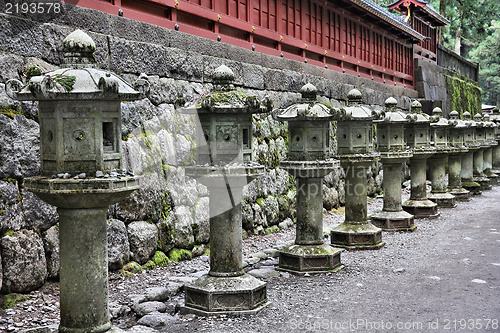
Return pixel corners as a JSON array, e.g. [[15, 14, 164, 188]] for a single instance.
[[42, 225, 59, 279], [107, 219, 130, 271], [111, 174, 164, 223], [242, 200, 254, 230], [242, 180, 259, 203], [170, 206, 195, 249], [193, 197, 209, 244], [109, 37, 168, 76], [0, 180, 22, 234], [0, 53, 25, 82], [125, 325, 158, 333], [0, 115, 40, 178], [127, 221, 158, 264], [323, 185, 339, 211], [137, 313, 174, 328], [156, 217, 174, 254], [21, 189, 58, 231], [253, 203, 267, 227], [144, 287, 170, 302], [247, 266, 280, 279], [134, 301, 167, 317], [1, 229, 47, 293], [0, 14, 43, 58], [261, 196, 279, 226]]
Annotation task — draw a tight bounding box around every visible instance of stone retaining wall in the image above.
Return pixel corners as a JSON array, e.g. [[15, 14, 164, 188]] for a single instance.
[[0, 1, 417, 296]]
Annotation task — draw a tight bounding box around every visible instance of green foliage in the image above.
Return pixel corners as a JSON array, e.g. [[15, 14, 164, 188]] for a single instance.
[[469, 20, 500, 106], [143, 260, 156, 270], [0, 107, 22, 119], [168, 248, 193, 262], [445, 73, 482, 115], [24, 64, 42, 80], [1, 293, 29, 310], [153, 251, 170, 267], [120, 261, 143, 276]]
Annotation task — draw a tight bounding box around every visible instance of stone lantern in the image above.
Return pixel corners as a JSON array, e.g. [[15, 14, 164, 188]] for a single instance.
[[472, 113, 492, 190], [482, 114, 499, 184], [461, 111, 482, 195], [180, 65, 270, 315], [402, 100, 438, 218], [371, 97, 414, 231], [330, 89, 384, 250], [489, 107, 500, 172], [446, 111, 471, 201], [5, 30, 144, 333], [428, 107, 456, 208], [273, 83, 343, 274]]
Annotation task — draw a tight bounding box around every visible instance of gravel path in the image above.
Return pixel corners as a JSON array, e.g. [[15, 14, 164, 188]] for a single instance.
[[2, 185, 499, 333]]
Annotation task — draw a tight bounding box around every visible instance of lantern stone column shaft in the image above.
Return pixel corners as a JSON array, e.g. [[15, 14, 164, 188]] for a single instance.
[[428, 107, 456, 208], [429, 155, 456, 207], [330, 89, 384, 250], [274, 83, 342, 274], [461, 150, 482, 195], [370, 97, 414, 231], [208, 183, 244, 276], [473, 148, 491, 190], [295, 177, 324, 244], [402, 100, 438, 219], [448, 154, 470, 201], [58, 207, 110, 332], [181, 65, 269, 315]]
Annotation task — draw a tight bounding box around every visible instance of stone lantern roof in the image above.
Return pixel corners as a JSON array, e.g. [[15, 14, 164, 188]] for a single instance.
[[274, 83, 345, 121], [12, 30, 144, 101], [343, 89, 373, 120], [407, 100, 431, 123], [183, 65, 270, 115], [374, 97, 410, 124], [430, 107, 452, 128]]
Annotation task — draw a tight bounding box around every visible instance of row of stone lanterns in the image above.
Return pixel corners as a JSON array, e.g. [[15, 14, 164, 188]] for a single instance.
[[7, 28, 499, 331]]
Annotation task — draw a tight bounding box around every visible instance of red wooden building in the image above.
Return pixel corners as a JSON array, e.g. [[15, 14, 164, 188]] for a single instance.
[[65, 0, 448, 89], [388, 0, 449, 63]]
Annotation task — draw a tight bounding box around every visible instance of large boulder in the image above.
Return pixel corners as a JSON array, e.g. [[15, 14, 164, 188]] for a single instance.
[[0, 179, 22, 235], [0, 114, 40, 178], [107, 219, 130, 270], [42, 225, 60, 279], [171, 206, 194, 249], [1, 229, 47, 293], [323, 185, 339, 211], [193, 197, 209, 244], [127, 221, 158, 264], [21, 189, 58, 231], [261, 196, 279, 226]]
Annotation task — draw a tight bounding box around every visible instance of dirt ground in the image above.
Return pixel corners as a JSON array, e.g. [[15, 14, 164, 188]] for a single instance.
[[158, 187, 500, 333]]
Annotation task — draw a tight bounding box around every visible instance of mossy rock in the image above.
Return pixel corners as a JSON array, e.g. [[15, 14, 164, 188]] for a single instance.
[[168, 248, 193, 262], [143, 260, 156, 270], [1, 293, 29, 310], [265, 225, 279, 235], [120, 261, 143, 276], [153, 251, 170, 267]]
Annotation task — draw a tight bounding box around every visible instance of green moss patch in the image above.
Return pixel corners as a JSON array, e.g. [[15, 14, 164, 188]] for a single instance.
[[120, 261, 143, 276], [445, 73, 482, 117], [1, 293, 29, 309], [168, 248, 193, 262], [153, 251, 170, 267]]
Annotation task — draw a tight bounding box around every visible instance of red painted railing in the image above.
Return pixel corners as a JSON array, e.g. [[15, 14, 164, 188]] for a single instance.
[[64, 0, 415, 88]]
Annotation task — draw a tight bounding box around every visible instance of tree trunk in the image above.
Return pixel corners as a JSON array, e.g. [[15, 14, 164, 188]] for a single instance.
[[454, 26, 462, 55], [437, 0, 447, 44]]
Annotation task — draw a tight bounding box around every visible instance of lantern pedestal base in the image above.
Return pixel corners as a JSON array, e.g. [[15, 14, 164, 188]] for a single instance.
[[428, 192, 456, 208], [402, 199, 439, 219], [485, 172, 499, 185], [474, 177, 492, 191], [277, 243, 342, 274], [370, 210, 416, 231], [461, 181, 482, 195], [182, 273, 267, 315], [448, 187, 471, 201], [330, 223, 385, 250]]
